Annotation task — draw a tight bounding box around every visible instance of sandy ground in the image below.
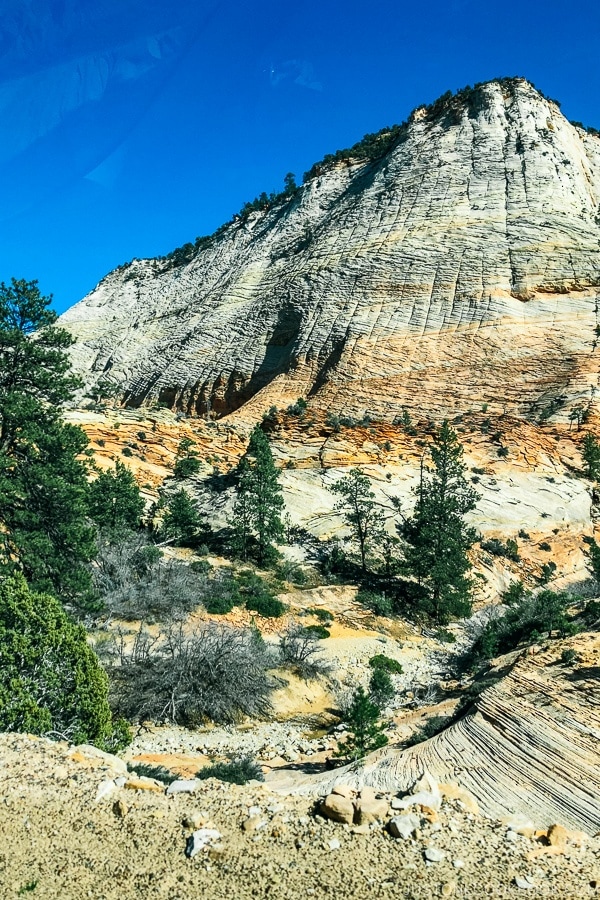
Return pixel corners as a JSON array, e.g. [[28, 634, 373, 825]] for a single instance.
[[1, 734, 599, 900]]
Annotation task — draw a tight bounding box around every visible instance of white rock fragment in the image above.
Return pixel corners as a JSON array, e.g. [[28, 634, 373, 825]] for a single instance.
[[328, 838, 341, 851], [424, 847, 445, 863], [166, 779, 201, 795], [94, 779, 116, 802], [388, 814, 421, 839], [515, 876, 537, 890], [185, 828, 222, 859]]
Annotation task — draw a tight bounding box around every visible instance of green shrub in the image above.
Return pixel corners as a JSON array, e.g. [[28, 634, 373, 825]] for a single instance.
[[245, 594, 286, 618], [539, 542, 552, 552], [583, 599, 600, 623], [302, 624, 330, 639], [335, 687, 388, 761], [127, 762, 178, 784], [308, 608, 334, 623], [205, 595, 235, 615], [173, 456, 202, 479], [539, 561, 557, 584], [469, 590, 574, 664], [0, 575, 129, 750], [481, 537, 520, 562], [434, 628, 456, 644], [356, 589, 393, 617], [368, 654, 403, 674], [501, 580, 527, 605], [197, 756, 264, 785], [518, 529, 531, 540], [405, 715, 451, 747], [287, 398, 307, 417], [560, 648, 578, 666], [121, 447, 133, 457]]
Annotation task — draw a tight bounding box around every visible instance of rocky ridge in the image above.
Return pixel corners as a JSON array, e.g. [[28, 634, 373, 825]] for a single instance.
[[61, 78, 600, 425]]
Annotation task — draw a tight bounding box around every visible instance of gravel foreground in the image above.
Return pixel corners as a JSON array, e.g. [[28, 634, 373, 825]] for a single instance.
[[1, 734, 599, 900]]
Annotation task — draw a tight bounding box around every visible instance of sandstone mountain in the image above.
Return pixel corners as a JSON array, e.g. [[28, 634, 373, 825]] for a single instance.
[[61, 77, 600, 424]]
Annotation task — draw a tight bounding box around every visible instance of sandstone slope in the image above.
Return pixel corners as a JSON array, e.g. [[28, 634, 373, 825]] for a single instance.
[[270, 633, 600, 835], [60, 78, 600, 424]]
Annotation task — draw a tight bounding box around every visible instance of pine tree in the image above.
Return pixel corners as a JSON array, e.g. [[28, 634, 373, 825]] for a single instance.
[[335, 686, 388, 761], [399, 421, 478, 623], [234, 425, 284, 566], [0, 278, 95, 601], [88, 461, 145, 532], [231, 456, 253, 560], [582, 433, 600, 480], [161, 489, 205, 546], [331, 468, 385, 573]]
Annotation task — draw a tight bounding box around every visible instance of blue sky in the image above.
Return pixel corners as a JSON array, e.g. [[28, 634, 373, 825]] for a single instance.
[[1, 0, 599, 314]]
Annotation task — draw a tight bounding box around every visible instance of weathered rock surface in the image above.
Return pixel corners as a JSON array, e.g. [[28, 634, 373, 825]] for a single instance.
[[269, 633, 600, 835], [61, 79, 600, 425]]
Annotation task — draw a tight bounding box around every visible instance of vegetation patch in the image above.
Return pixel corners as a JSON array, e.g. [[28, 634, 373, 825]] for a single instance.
[[197, 756, 264, 785], [368, 654, 403, 674]]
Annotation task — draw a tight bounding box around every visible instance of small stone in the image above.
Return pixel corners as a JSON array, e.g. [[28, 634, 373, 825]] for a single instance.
[[166, 779, 200, 796], [452, 859, 464, 869], [321, 793, 354, 825], [112, 799, 128, 818], [182, 812, 207, 830], [546, 823, 569, 848], [242, 816, 266, 833], [331, 784, 354, 799], [248, 806, 263, 816], [70, 745, 127, 775], [185, 828, 222, 859], [388, 814, 421, 839], [355, 798, 389, 825], [94, 779, 116, 802], [439, 783, 479, 815], [328, 838, 341, 851], [503, 814, 535, 838], [359, 786, 377, 804], [124, 775, 164, 793], [515, 876, 537, 890], [441, 883, 456, 898], [424, 847, 445, 863], [351, 824, 371, 835]]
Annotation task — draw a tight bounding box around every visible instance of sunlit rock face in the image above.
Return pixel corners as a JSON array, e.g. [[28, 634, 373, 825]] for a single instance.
[[61, 78, 600, 423]]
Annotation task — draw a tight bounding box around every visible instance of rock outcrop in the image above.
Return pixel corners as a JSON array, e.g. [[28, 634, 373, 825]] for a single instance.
[[270, 633, 600, 835], [61, 78, 600, 424]]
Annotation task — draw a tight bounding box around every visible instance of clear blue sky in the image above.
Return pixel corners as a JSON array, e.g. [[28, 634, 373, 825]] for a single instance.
[[1, 0, 599, 314]]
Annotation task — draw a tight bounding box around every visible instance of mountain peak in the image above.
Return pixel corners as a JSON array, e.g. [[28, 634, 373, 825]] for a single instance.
[[61, 80, 600, 426]]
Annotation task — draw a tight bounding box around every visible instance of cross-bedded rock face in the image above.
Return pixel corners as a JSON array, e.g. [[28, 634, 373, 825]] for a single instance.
[[61, 79, 600, 423]]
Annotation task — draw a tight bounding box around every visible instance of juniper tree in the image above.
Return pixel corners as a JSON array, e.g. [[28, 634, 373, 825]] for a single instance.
[[0, 278, 95, 602], [233, 425, 284, 566], [331, 468, 385, 573], [399, 421, 478, 623], [0, 574, 129, 749]]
